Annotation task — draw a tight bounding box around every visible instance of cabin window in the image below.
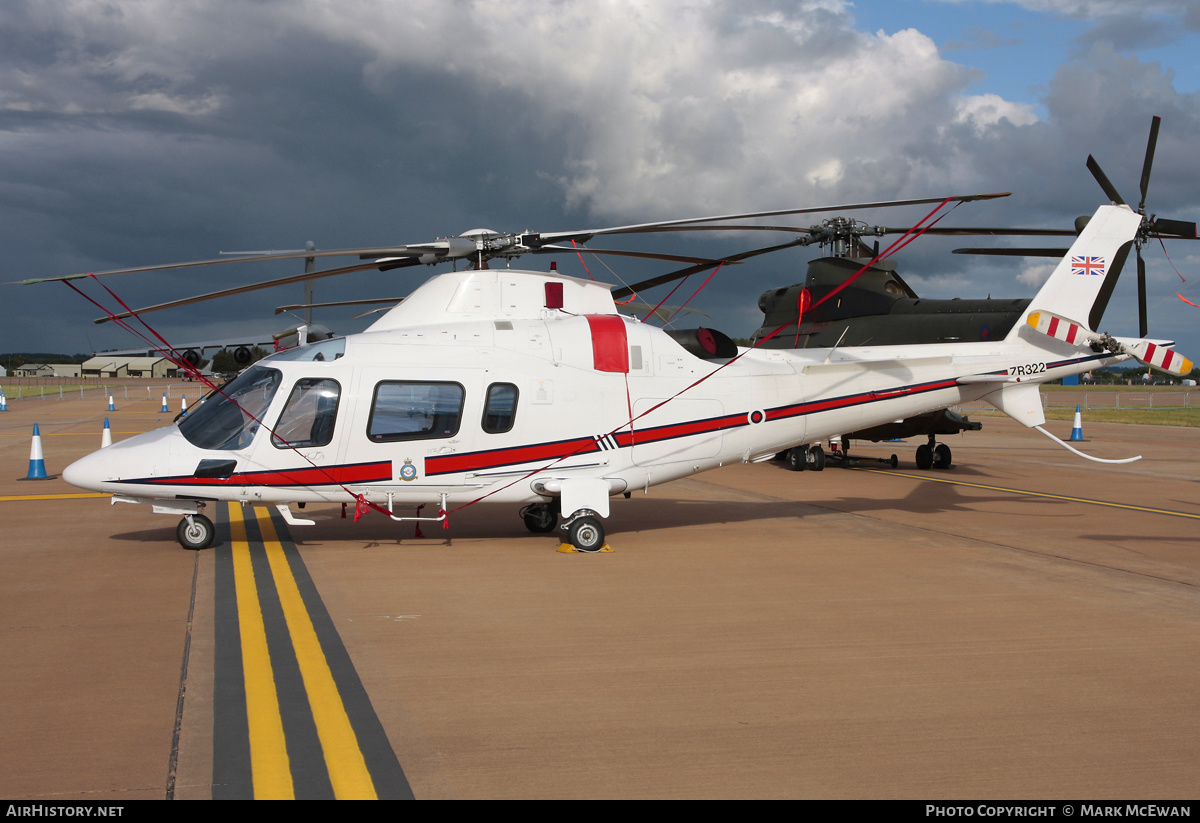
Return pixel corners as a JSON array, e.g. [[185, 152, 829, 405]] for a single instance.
[[272, 378, 341, 449], [482, 383, 518, 434], [178, 365, 282, 450], [368, 381, 464, 442]]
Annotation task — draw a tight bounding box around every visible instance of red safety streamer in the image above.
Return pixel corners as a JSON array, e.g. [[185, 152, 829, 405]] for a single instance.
[[441, 196, 963, 520], [64, 275, 399, 522]]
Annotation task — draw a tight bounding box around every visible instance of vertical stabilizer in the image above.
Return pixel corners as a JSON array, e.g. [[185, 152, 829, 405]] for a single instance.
[[1007, 204, 1142, 339]]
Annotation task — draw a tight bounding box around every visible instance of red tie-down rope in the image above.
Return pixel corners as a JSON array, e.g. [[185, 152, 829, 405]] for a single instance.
[[66, 196, 960, 532], [642, 263, 727, 327], [438, 197, 963, 521], [64, 275, 398, 521]]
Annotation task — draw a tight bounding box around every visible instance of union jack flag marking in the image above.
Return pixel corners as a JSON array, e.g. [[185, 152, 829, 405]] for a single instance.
[[1071, 256, 1106, 276]]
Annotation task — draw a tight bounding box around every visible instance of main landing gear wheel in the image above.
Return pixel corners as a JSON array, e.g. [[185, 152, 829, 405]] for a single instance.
[[915, 440, 952, 470], [787, 448, 806, 471], [177, 514, 215, 550], [915, 443, 933, 470], [934, 443, 952, 469], [567, 516, 606, 552], [807, 444, 825, 471], [521, 502, 559, 533]]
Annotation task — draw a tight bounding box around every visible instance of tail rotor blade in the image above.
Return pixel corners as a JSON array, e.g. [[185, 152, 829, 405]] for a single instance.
[[1139, 115, 1161, 211], [1087, 155, 1126, 205]]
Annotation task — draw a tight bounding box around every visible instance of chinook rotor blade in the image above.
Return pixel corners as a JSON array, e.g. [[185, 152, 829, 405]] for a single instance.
[[94, 258, 419, 324], [540, 192, 1011, 245], [952, 248, 1070, 257], [1087, 155, 1126, 206], [1148, 217, 1198, 238], [610, 238, 809, 300], [1137, 253, 1148, 339], [890, 227, 1077, 237], [1139, 115, 1161, 212]]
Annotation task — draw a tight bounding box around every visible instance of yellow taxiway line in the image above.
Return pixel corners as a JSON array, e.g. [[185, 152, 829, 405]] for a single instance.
[[860, 468, 1200, 520], [253, 508, 377, 799], [0, 493, 109, 501], [228, 503, 295, 800]]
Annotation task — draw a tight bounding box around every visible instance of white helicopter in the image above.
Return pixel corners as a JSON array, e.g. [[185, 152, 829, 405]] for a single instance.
[[46, 184, 1193, 552]]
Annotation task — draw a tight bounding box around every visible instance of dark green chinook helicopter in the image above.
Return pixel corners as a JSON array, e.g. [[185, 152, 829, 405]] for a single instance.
[[749, 216, 1052, 472]]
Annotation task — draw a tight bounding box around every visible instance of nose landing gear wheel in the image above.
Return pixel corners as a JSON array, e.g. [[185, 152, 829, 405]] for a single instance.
[[177, 513, 215, 550], [567, 516, 605, 552]]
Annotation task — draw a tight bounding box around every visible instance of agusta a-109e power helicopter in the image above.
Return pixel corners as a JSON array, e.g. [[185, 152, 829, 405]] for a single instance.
[[34, 125, 1196, 551]]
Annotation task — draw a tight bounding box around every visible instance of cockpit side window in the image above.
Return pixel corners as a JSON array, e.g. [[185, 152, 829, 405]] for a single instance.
[[178, 366, 282, 450], [272, 378, 341, 449], [482, 383, 518, 434], [367, 381, 464, 442]]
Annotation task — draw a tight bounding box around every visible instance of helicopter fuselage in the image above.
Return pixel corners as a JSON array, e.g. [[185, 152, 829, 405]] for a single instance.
[[64, 263, 1125, 534]]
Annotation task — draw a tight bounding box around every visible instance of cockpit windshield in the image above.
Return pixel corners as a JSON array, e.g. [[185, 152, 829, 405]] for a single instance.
[[178, 366, 282, 450]]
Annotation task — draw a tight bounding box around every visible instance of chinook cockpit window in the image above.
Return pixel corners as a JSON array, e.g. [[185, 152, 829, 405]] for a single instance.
[[272, 379, 341, 449], [367, 381, 464, 442], [178, 366, 282, 450]]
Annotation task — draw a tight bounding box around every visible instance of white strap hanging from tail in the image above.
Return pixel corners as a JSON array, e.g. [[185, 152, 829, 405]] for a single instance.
[[1033, 425, 1141, 464]]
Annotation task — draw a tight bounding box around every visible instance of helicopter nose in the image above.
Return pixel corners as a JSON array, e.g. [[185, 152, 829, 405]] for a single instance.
[[63, 448, 107, 491], [62, 426, 178, 492]]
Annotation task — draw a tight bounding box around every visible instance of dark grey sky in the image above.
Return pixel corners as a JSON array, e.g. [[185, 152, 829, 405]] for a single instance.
[[3, 0, 1199, 358]]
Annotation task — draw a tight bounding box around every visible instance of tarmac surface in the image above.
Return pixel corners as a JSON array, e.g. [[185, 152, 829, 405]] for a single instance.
[[2, 385, 1198, 799]]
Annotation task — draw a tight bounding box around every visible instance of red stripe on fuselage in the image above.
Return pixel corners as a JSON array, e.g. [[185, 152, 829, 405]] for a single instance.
[[121, 460, 393, 488], [425, 437, 600, 476]]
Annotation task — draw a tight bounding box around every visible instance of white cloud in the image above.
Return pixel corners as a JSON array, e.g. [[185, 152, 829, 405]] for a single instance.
[[1017, 262, 1056, 287], [272, 1, 1022, 218], [955, 93, 1038, 133]]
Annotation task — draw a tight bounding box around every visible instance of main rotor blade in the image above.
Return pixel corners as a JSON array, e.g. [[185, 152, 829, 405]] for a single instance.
[[23, 246, 430, 285], [610, 238, 809, 299], [94, 258, 418, 324], [1087, 155, 1126, 206], [1140, 115, 1161, 211], [274, 297, 406, 315], [531, 245, 738, 266], [542, 192, 1011, 245]]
